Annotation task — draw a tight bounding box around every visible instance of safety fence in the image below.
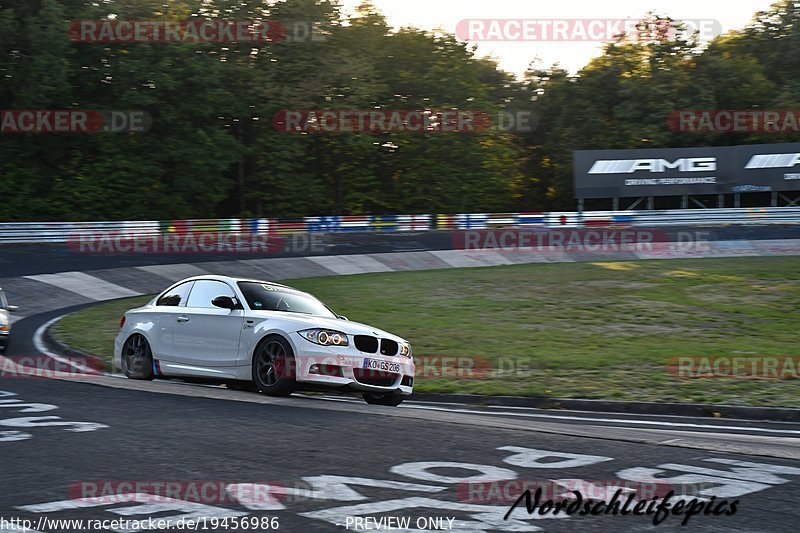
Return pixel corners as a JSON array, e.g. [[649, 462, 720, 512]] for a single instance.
[[1, 207, 799, 244]]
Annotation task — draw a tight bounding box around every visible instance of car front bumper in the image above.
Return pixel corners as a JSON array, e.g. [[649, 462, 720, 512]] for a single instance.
[[288, 332, 415, 395]]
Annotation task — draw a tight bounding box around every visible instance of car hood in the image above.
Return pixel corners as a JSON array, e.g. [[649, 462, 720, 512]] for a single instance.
[[247, 311, 407, 343]]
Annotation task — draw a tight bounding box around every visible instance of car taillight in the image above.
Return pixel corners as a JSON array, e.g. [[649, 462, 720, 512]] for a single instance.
[[119, 316, 126, 329]]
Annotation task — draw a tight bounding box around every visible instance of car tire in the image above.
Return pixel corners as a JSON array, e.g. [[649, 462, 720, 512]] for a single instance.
[[252, 335, 296, 397], [362, 393, 405, 407], [122, 334, 155, 380]]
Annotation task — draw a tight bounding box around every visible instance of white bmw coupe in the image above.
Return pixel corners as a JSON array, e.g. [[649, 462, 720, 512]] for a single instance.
[[114, 275, 414, 406]]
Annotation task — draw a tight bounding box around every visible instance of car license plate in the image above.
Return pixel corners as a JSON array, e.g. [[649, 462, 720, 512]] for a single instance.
[[363, 358, 400, 373]]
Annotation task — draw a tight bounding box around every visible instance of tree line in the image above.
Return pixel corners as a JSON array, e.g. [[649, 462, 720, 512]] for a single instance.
[[1, 0, 799, 221]]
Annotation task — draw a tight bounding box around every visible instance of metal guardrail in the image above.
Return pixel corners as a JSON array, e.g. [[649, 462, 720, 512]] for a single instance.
[[1, 207, 799, 244]]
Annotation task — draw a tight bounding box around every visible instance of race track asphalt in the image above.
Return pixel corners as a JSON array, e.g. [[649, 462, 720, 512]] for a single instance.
[[2, 311, 800, 532], [2, 232, 800, 532]]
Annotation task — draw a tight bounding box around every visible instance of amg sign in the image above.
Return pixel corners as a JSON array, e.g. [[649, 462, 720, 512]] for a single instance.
[[574, 142, 800, 198], [588, 158, 716, 174], [745, 153, 800, 169]]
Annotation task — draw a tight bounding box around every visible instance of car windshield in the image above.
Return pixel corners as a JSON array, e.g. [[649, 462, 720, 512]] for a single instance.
[[237, 282, 337, 318]]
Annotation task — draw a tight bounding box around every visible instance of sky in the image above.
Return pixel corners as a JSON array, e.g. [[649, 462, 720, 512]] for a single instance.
[[338, 0, 778, 77]]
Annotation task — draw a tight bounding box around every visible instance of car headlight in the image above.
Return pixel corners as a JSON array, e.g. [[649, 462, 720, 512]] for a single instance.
[[299, 328, 349, 347], [399, 342, 412, 358]]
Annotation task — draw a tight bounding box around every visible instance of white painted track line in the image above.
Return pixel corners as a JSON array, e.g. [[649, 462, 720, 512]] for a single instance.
[[399, 404, 800, 436], [31, 315, 99, 375]]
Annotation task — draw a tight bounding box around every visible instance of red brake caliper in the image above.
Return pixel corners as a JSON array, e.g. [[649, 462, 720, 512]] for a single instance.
[[272, 355, 285, 378]]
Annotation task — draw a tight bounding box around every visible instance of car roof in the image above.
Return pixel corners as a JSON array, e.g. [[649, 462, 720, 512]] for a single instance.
[[176, 275, 294, 291], [152, 276, 320, 305]]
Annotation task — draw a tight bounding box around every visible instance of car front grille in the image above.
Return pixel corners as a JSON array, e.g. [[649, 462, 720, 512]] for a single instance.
[[354, 335, 379, 353], [380, 339, 398, 356], [353, 368, 400, 387], [355, 335, 400, 357]]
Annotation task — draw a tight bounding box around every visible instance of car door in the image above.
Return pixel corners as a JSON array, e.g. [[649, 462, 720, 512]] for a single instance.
[[150, 280, 195, 361], [171, 279, 245, 367]]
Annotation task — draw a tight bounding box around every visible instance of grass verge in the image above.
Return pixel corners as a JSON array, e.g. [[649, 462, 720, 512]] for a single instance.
[[53, 256, 800, 407]]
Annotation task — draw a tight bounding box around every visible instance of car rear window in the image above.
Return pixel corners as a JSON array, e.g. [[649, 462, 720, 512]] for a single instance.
[[156, 281, 194, 306]]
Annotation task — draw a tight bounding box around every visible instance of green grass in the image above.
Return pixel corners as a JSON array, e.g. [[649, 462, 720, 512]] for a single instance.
[[54, 256, 800, 407], [54, 295, 153, 360]]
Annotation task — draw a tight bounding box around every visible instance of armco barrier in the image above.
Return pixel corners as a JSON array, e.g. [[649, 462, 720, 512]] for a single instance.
[[0, 207, 799, 244]]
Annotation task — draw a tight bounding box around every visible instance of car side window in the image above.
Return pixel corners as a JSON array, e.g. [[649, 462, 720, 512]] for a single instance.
[[156, 281, 194, 307], [186, 280, 236, 309]]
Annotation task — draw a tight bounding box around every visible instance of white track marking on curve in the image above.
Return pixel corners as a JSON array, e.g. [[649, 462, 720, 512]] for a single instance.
[[32, 315, 97, 375]]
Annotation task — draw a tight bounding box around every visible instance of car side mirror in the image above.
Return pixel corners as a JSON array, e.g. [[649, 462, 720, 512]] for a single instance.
[[212, 296, 239, 310], [6, 305, 18, 312], [338, 315, 349, 321]]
